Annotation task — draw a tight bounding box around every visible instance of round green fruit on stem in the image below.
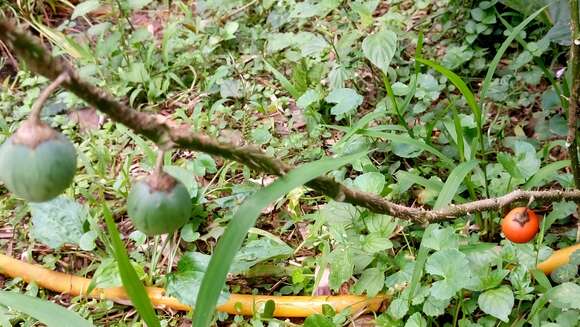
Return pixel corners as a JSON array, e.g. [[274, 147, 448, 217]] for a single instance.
[[127, 172, 191, 236], [0, 120, 77, 202]]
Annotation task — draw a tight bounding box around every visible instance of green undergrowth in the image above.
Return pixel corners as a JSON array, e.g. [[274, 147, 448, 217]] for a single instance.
[[0, 0, 579, 326]]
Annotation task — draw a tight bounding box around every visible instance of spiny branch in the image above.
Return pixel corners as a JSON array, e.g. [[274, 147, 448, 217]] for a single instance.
[[1, 20, 580, 224]]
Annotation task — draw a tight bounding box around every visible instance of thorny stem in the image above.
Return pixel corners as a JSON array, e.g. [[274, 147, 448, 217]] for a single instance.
[[569, 0, 580, 189], [29, 72, 68, 123], [2, 20, 580, 224]]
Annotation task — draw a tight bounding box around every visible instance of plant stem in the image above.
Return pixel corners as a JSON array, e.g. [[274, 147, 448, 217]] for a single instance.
[[29, 73, 68, 123], [154, 149, 165, 176], [569, 0, 580, 189]]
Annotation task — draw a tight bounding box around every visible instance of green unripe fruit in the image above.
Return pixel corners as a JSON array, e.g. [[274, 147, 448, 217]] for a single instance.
[[127, 172, 191, 235], [0, 120, 77, 202]]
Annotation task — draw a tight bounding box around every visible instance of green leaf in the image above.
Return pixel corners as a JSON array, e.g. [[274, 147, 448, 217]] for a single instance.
[[324, 88, 363, 116], [408, 224, 438, 303], [319, 201, 359, 225], [547, 282, 580, 309], [478, 286, 514, 322], [433, 160, 478, 210], [297, 89, 321, 109], [92, 258, 145, 288], [362, 234, 393, 253], [387, 298, 409, 320], [193, 152, 365, 327], [30, 197, 88, 249], [512, 141, 540, 180], [71, 0, 101, 20], [362, 29, 398, 74], [0, 291, 93, 327], [230, 239, 293, 274], [426, 249, 471, 300], [422, 295, 449, 317], [405, 312, 428, 327], [353, 172, 385, 194], [422, 226, 459, 251], [353, 268, 384, 297], [303, 314, 335, 327], [329, 246, 354, 291], [102, 205, 160, 327]]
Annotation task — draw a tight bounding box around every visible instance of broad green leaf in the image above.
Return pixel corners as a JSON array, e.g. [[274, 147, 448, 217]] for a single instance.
[[387, 298, 409, 320], [303, 314, 335, 327], [230, 239, 293, 273], [193, 152, 365, 327], [71, 0, 101, 20], [91, 258, 145, 288], [547, 282, 580, 309], [362, 233, 393, 253], [426, 249, 471, 300], [353, 172, 385, 194], [352, 268, 384, 297], [102, 206, 160, 327], [512, 141, 540, 180], [405, 312, 428, 327], [0, 291, 93, 327], [324, 88, 363, 116], [433, 160, 478, 210], [544, 201, 577, 229], [30, 197, 88, 249], [296, 89, 321, 109], [523, 160, 570, 189], [319, 201, 359, 225], [422, 295, 450, 317], [478, 286, 514, 322], [329, 246, 354, 291], [362, 29, 398, 74], [385, 261, 415, 288], [422, 226, 459, 251], [366, 213, 397, 236]]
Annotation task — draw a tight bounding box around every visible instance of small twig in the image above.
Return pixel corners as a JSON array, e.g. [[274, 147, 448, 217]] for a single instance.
[[1, 20, 580, 225], [29, 72, 68, 123]]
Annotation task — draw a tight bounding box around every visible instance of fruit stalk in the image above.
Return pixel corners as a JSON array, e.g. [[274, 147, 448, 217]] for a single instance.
[[29, 73, 69, 124]]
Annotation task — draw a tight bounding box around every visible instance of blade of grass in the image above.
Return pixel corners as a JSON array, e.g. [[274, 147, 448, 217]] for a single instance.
[[416, 57, 481, 131], [451, 103, 466, 162], [263, 60, 301, 98], [0, 291, 94, 327], [399, 32, 424, 115], [434, 160, 479, 210], [479, 5, 549, 106], [361, 131, 454, 167], [383, 75, 414, 137], [407, 224, 437, 303], [193, 152, 366, 327], [523, 160, 571, 190], [102, 205, 161, 327]]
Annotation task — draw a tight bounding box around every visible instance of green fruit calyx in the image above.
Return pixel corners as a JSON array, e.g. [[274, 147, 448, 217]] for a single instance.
[[127, 171, 191, 236], [0, 120, 77, 202]]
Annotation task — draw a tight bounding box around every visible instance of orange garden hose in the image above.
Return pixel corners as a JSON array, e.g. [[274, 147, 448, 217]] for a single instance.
[[0, 244, 577, 318], [536, 243, 580, 274], [0, 254, 386, 317]]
